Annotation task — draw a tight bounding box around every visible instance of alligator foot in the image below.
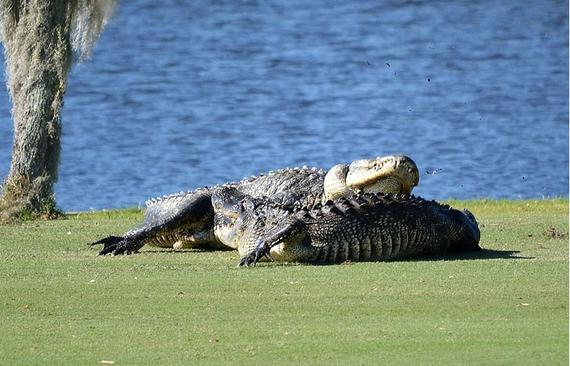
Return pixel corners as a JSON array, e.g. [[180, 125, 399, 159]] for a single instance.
[[90, 236, 138, 256], [239, 240, 273, 267]]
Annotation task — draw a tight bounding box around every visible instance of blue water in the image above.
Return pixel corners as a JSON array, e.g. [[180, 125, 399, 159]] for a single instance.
[[0, 0, 568, 211]]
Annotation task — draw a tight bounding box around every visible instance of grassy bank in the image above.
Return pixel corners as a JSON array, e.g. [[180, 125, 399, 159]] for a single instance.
[[0, 199, 567, 365]]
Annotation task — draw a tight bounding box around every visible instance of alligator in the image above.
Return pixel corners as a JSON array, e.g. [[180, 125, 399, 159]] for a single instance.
[[91, 155, 420, 255], [210, 187, 481, 266]]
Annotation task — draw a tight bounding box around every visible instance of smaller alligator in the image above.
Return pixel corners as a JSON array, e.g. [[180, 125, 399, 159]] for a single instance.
[[91, 155, 420, 255], [211, 187, 481, 266]]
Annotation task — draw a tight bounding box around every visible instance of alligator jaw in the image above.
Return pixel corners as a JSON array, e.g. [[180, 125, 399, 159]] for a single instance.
[[322, 164, 352, 202], [345, 155, 419, 195]]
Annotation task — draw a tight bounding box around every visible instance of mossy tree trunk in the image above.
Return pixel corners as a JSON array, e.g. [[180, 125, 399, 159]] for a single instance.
[[0, 1, 72, 220], [0, 0, 116, 221]]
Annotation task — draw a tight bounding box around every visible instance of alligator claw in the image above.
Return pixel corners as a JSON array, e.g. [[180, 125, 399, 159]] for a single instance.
[[239, 253, 257, 267], [238, 256, 251, 267], [239, 241, 272, 267], [90, 236, 137, 256], [98, 244, 117, 256], [111, 245, 129, 256]]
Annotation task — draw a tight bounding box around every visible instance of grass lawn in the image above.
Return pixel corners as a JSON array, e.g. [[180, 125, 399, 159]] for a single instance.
[[0, 199, 567, 365]]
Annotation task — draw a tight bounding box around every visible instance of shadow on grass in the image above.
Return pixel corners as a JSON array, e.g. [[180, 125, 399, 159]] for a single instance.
[[408, 249, 533, 262], [129, 249, 531, 266], [295, 249, 532, 267], [143, 248, 234, 254]]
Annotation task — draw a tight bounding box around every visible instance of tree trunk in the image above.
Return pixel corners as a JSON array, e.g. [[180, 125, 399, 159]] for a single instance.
[[0, 1, 73, 220]]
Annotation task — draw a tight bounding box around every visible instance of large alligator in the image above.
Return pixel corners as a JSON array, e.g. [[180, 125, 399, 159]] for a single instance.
[[211, 187, 481, 266], [91, 155, 419, 255]]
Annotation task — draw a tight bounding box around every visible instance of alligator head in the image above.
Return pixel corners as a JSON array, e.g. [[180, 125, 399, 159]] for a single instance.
[[323, 155, 419, 202]]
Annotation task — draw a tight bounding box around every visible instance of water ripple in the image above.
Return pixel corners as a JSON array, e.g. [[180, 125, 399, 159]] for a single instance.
[[0, 0, 567, 211]]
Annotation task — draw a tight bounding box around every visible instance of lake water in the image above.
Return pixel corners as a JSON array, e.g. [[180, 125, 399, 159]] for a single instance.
[[0, 0, 568, 211]]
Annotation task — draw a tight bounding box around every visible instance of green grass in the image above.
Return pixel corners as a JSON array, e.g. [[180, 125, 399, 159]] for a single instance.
[[0, 199, 567, 365]]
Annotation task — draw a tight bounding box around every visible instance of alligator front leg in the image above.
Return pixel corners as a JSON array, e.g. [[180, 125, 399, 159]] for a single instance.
[[238, 218, 307, 267], [90, 236, 143, 255]]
